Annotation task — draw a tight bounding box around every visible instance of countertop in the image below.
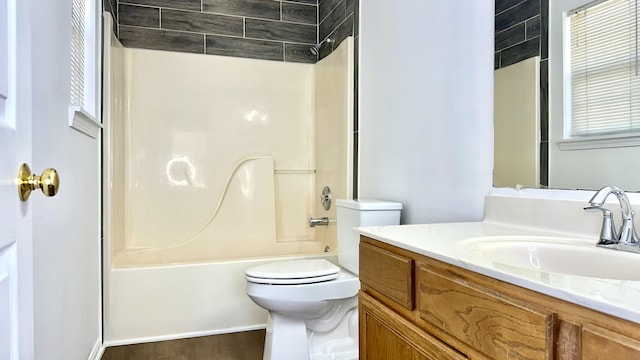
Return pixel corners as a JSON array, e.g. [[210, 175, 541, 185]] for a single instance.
[[356, 221, 640, 324]]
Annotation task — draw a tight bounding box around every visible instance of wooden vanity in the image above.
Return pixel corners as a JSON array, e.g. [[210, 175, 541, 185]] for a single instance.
[[358, 236, 640, 360]]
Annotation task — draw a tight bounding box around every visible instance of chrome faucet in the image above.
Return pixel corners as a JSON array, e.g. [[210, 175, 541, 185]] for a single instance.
[[584, 186, 640, 253], [309, 217, 329, 228]]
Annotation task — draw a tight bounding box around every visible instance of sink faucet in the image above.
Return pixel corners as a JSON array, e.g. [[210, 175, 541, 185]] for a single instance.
[[584, 186, 640, 252]]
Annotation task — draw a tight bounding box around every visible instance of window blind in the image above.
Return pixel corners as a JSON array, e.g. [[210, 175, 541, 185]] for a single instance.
[[569, 0, 640, 136], [70, 0, 85, 108]]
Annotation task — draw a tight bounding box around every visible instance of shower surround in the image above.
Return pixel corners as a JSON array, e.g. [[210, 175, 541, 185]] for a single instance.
[[102, 12, 354, 343]]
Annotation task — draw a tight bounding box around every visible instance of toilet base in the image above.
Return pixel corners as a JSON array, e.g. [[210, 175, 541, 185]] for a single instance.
[[308, 308, 358, 360], [263, 313, 310, 360], [262, 297, 358, 360]]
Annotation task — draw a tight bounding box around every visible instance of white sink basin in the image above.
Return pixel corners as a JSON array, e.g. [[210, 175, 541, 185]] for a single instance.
[[459, 236, 640, 280]]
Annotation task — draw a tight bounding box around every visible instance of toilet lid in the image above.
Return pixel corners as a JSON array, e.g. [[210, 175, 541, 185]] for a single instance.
[[245, 259, 340, 285]]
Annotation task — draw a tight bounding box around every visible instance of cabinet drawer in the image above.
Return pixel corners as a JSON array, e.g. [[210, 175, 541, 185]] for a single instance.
[[582, 325, 640, 359], [418, 267, 555, 360], [360, 242, 414, 310], [360, 292, 467, 360]]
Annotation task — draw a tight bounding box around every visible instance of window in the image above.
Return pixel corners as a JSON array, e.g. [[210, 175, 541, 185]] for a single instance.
[[70, 0, 101, 138], [70, 0, 86, 109], [567, 0, 640, 137]]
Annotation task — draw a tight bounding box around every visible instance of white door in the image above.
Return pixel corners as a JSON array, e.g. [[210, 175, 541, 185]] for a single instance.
[[0, 0, 34, 358], [1, 0, 102, 359]]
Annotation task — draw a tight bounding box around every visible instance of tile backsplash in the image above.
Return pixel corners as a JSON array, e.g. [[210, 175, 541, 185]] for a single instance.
[[107, 0, 358, 63]]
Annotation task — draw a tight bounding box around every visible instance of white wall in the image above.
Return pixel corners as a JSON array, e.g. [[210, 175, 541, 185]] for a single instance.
[[358, 0, 494, 224], [30, 1, 101, 359]]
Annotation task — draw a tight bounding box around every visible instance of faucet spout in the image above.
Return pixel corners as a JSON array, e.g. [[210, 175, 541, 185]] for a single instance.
[[309, 217, 329, 228], [589, 186, 632, 217], [587, 186, 639, 246]]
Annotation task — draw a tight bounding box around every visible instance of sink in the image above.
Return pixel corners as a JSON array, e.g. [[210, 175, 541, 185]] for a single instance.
[[459, 236, 640, 280]]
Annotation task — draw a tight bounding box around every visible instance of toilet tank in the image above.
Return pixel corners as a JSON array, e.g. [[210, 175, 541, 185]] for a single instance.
[[336, 199, 402, 274]]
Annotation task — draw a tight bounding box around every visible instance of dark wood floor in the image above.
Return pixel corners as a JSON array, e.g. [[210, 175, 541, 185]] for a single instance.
[[101, 330, 265, 360]]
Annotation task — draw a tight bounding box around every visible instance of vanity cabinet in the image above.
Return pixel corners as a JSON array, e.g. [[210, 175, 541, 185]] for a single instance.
[[359, 236, 640, 360], [360, 291, 467, 360]]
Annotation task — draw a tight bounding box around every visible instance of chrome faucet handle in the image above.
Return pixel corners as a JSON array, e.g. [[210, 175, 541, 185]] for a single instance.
[[584, 205, 618, 245], [618, 210, 640, 245]]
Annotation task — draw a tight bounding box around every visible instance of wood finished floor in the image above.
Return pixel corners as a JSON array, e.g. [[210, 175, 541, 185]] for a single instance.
[[101, 330, 265, 360]]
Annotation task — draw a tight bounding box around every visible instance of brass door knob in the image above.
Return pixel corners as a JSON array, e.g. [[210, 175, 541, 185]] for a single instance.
[[17, 163, 60, 201]]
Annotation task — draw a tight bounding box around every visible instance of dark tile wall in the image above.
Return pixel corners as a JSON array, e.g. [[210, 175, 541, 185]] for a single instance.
[[494, 0, 549, 187], [104, 0, 118, 34], [116, 0, 319, 63], [112, 0, 361, 63], [317, 0, 357, 60]]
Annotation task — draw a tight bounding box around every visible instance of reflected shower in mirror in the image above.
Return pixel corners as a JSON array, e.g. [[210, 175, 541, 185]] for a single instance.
[[493, 0, 640, 191]]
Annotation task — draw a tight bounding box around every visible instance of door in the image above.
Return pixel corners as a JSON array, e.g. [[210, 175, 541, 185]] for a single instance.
[[1, 0, 102, 359], [0, 0, 34, 358]]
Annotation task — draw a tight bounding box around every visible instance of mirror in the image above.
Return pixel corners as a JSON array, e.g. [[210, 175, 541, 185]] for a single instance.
[[494, 0, 549, 190], [494, 0, 640, 191]]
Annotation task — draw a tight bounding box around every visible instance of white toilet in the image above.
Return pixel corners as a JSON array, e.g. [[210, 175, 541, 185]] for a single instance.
[[245, 199, 402, 360]]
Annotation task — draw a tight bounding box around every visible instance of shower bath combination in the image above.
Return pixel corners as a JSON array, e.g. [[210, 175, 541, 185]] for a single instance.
[[310, 37, 334, 56], [103, 8, 358, 345]]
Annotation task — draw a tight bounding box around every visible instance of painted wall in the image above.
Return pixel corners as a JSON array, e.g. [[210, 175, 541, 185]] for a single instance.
[[31, 1, 101, 358], [358, 0, 494, 224]]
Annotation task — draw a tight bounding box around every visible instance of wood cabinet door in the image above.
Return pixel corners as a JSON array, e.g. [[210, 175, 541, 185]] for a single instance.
[[582, 325, 640, 360], [418, 266, 555, 360], [359, 292, 466, 360]]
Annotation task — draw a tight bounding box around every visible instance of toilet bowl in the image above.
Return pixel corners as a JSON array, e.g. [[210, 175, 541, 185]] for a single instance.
[[246, 259, 360, 360], [245, 199, 402, 360]]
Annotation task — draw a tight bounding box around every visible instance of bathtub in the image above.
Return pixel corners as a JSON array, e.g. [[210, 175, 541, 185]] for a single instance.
[[104, 254, 337, 345]]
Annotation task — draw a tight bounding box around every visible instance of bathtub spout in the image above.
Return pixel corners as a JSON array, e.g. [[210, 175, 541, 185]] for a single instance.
[[309, 217, 329, 227]]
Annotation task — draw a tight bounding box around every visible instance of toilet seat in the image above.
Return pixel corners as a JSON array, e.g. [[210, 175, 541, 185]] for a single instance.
[[245, 259, 340, 285]]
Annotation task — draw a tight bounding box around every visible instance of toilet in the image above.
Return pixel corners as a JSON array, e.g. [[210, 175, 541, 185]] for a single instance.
[[245, 199, 402, 360]]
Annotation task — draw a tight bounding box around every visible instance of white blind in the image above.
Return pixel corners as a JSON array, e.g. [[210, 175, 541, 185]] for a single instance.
[[70, 0, 85, 107], [569, 0, 640, 136]]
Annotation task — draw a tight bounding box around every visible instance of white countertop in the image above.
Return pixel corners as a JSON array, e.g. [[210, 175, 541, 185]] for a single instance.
[[357, 221, 640, 324]]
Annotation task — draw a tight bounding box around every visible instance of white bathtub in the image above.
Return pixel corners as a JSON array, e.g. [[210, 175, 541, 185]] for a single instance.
[[104, 254, 337, 345]]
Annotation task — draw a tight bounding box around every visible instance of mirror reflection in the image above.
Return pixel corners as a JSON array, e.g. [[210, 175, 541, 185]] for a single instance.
[[494, 0, 640, 191]]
